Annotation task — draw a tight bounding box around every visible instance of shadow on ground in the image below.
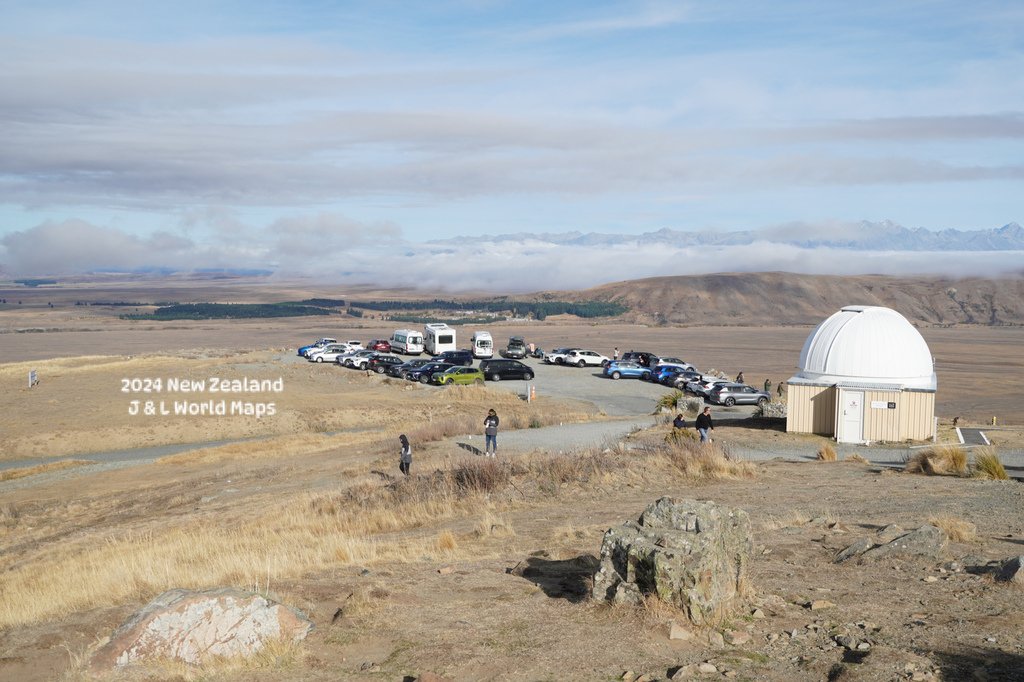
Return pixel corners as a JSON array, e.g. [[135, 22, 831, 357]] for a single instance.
[[507, 554, 600, 603], [928, 646, 1024, 680]]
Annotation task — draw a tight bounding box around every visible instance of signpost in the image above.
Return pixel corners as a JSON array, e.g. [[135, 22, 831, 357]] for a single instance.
[[29, 370, 38, 387]]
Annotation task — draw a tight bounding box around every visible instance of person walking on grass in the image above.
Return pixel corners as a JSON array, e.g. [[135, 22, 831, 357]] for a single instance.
[[764, 378, 772, 394], [484, 408, 500, 457], [398, 434, 412, 475], [696, 407, 714, 443]]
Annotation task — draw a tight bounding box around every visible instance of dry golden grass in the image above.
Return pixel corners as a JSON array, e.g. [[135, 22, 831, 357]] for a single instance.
[[845, 453, 869, 464], [436, 529, 458, 552], [659, 440, 757, 481], [928, 514, 978, 543], [0, 459, 93, 482], [905, 445, 968, 476], [816, 444, 837, 462], [971, 447, 1009, 480]]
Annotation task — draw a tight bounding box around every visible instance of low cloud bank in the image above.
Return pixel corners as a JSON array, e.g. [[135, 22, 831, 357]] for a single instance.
[[2, 219, 1021, 291]]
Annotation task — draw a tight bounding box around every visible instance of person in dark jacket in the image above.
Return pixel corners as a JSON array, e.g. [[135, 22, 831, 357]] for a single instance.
[[695, 407, 714, 443], [398, 434, 412, 475], [673, 413, 686, 430], [484, 409, 499, 457]]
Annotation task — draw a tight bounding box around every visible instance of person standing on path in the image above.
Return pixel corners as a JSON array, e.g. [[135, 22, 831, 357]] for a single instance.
[[695, 407, 714, 443], [612, 347, 620, 361], [764, 378, 772, 394], [484, 409, 500, 457], [398, 434, 412, 475], [777, 381, 784, 398], [735, 371, 744, 384]]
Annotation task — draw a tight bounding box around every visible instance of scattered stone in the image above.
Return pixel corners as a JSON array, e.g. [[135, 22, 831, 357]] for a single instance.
[[708, 630, 725, 648], [437, 566, 455, 575], [856, 642, 871, 650], [670, 664, 699, 679], [697, 662, 718, 674], [635, 674, 656, 682], [923, 575, 938, 583], [835, 538, 875, 563], [592, 498, 753, 626], [724, 671, 738, 679], [89, 588, 313, 670], [834, 634, 855, 649], [669, 621, 695, 641], [996, 556, 1024, 584], [751, 608, 766, 619], [621, 671, 637, 681], [875, 524, 906, 544], [861, 525, 947, 562], [725, 630, 751, 645], [809, 599, 836, 610]]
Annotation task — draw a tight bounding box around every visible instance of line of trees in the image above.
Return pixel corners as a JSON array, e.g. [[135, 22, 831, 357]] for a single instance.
[[121, 303, 334, 320], [348, 299, 627, 320]]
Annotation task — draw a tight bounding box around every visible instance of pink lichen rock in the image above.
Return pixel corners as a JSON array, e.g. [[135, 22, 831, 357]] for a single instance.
[[90, 587, 313, 670]]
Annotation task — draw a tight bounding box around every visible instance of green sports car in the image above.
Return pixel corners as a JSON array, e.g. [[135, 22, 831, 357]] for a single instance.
[[431, 366, 485, 386]]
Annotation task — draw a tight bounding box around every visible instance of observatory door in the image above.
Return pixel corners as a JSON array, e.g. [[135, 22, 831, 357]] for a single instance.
[[837, 389, 864, 444]]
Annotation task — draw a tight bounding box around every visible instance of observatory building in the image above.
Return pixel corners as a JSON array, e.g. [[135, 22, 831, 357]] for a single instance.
[[786, 306, 937, 443]]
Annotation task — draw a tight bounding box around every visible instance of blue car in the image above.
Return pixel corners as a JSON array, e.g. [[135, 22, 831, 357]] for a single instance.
[[298, 337, 337, 357], [602, 361, 651, 380]]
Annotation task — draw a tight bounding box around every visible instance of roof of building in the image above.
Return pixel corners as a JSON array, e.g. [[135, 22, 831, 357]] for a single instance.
[[789, 305, 937, 391]]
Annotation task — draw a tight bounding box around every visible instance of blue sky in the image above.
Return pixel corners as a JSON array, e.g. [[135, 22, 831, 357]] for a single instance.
[[1, 1, 1022, 285]]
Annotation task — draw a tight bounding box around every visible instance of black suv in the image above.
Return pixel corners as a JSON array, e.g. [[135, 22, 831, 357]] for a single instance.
[[406, 361, 454, 383], [479, 359, 534, 381], [434, 349, 474, 366], [367, 354, 403, 374], [621, 351, 658, 367]]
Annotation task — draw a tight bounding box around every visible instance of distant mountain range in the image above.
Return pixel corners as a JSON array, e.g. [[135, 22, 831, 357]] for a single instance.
[[440, 221, 1024, 251]]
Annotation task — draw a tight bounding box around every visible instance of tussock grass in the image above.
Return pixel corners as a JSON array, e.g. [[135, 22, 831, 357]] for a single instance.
[[928, 514, 977, 543], [971, 447, 1009, 480], [846, 453, 869, 464], [1, 434, 757, 629], [905, 445, 969, 476], [816, 444, 837, 462], [0, 459, 93, 482], [655, 390, 685, 413]]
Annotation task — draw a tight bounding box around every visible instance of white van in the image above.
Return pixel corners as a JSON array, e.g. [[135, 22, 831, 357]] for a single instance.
[[424, 323, 456, 355], [390, 329, 424, 355], [470, 330, 493, 359]]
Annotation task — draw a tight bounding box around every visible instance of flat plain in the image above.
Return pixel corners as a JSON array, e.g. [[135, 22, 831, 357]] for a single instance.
[[1, 278, 1023, 681]]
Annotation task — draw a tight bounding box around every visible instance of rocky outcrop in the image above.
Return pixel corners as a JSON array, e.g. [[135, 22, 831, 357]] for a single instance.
[[90, 587, 313, 670], [592, 498, 753, 625], [835, 524, 947, 564], [996, 556, 1024, 585]]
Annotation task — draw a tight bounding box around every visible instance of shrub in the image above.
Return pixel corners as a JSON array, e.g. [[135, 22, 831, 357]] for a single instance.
[[816, 444, 837, 462], [655, 390, 684, 413], [928, 515, 977, 542], [451, 459, 510, 494], [971, 447, 1009, 480], [904, 445, 968, 476], [665, 428, 698, 445]]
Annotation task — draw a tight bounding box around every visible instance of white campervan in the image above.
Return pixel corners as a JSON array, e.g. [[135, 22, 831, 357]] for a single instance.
[[390, 329, 424, 355], [424, 323, 456, 355], [470, 330, 493, 359]]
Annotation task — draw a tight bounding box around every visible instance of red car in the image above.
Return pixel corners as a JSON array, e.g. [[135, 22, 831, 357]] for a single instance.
[[366, 339, 392, 352]]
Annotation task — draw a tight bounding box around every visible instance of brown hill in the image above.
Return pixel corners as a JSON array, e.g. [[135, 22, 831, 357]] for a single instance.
[[570, 273, 1024, 326]]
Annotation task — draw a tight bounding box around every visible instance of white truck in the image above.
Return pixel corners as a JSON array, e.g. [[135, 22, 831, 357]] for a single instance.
[[424, 323, 456, 355], [390, 329, 425, 355], [470, 330, 494, 359]]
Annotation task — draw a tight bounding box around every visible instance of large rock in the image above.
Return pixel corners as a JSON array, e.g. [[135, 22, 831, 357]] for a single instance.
[[860, 525, 947, 562], [996, 556, 1024, 585], [91, 588, 313, 670], [592, 497, 753, 625]]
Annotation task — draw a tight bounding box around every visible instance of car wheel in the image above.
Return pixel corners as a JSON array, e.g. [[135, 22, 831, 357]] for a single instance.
[[524, 372, 534, 381], [474, 378, 484, 385], [375, 366, 386, 374], [490, 374, 501, 381], [577, 359, 586, 368], [611, 371, 621, 380], [315, 357, 323, 363], [641, 372, 651, 381], [724, 397, 736, 406], [419, 375, 429, 384], [757, 397, 768, 406]]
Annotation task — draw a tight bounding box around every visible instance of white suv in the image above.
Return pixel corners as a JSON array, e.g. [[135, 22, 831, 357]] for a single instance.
[[564, 349, 609, 367]]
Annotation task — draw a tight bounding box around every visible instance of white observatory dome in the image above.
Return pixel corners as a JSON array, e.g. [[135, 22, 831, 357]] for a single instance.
[[795, 306, 936, 390]]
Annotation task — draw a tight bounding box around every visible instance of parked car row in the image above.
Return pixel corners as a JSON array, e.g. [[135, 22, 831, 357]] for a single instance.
[[299, 336, 768, 405]]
